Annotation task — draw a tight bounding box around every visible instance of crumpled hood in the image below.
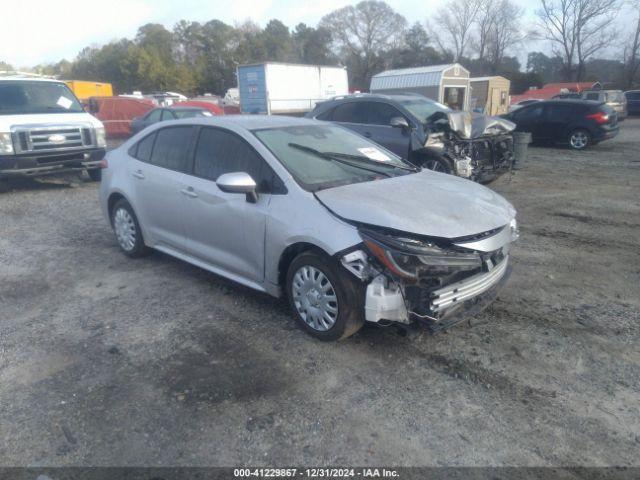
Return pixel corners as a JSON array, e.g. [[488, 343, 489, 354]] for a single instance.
[[315, 170, 516, 239]]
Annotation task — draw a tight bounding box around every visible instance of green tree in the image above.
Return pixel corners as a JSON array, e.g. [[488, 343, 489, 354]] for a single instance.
[[320, 0, 407, 89], [388, 23, 443, 69], [261, 19, 295, 61], [292, 24, 335, 64]]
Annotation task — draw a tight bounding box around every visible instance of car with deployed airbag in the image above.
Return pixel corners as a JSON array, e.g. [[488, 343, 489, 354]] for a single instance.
[[99, 115, 518, 340]]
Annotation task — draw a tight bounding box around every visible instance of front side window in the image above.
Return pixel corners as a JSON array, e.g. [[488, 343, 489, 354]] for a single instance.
[[0, 81, 83, 115], [367, 102, 405, 126], [148, 126, 193, 172], [253, 124, 413, 192], [514, 105, 543, 121], [193, 127, 282, 193]]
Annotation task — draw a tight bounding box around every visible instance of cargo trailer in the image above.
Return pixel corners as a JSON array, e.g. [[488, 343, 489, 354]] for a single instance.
[[237, 62, 348, 115]]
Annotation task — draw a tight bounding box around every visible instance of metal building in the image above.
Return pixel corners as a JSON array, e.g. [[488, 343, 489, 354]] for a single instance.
[[370, 63, 471, 111], [470, 76, 511, 115]]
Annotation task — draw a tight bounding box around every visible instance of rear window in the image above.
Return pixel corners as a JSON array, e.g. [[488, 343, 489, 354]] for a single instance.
[[584, 92, 601, 101], [605, 92, 624, 103], [148, 126, 193, 172]]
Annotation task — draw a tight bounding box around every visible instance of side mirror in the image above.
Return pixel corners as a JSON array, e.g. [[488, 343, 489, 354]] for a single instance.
[[216, 172, 258, 203], [390, 116, 409, 129]]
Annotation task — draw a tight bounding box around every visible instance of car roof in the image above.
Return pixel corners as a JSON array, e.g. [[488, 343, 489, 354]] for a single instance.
[[538, 99, 602, 105], [169, 106, 205, 111], [326, 92, 431, 103]]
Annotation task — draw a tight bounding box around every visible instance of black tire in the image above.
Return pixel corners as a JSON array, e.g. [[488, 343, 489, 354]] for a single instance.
[[568, 129, 591, 150], [87, 168, 102, 182], [418, 155, 453, 174], [286, 251, 365, 341], [0, 178, 9, 194], [110, 199, 151, 258]]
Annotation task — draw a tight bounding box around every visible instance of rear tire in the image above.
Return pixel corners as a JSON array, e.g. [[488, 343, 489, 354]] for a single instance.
[[568, 129, 591, 150], [87, 168, 102, 182], [286, 251, 364, 341], [110, 199, 151, 258]]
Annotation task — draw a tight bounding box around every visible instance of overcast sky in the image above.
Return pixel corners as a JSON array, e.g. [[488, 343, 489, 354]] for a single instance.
[[0, 0, 629, 68]]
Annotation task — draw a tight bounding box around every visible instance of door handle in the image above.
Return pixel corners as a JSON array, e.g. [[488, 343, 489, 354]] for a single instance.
[[180, 187, 198, 198], [132, 170, 145, 179]]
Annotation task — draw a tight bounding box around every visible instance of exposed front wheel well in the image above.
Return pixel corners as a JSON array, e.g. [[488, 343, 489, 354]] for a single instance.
[[278, 242, 328, 292], [107, 193, 126, 224]]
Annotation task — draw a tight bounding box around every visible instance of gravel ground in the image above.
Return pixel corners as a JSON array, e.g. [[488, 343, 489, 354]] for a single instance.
[[0, 120, 639, 467]]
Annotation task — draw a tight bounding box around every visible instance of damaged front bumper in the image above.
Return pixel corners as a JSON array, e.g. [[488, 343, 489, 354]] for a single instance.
[[342, 224, 516, 333]]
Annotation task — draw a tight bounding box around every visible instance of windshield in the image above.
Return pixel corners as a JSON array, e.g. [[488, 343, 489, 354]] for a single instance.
[[605, 91, 624, 103], [396, 97, 449, 122], [253, 124, 414, 191], [0, 81, 84, 115]]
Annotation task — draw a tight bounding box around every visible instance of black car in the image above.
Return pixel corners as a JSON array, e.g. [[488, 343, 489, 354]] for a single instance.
[[306, 93, 515, 182], [625, 90, 640, 116], [130, 106, 212, 134], [502, 99, 619, 150]]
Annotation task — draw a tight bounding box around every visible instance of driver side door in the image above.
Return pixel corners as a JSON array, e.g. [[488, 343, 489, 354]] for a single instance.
[[179, 127, 280, 283]]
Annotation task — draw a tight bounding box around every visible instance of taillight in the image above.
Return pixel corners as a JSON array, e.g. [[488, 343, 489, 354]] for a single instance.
[[586, 111, 609, 124]]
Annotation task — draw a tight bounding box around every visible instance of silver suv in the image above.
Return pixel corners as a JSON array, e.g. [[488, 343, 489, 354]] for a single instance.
[[100, 116, 517, 340]]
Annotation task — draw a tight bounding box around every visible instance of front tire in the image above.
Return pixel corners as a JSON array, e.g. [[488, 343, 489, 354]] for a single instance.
[[87, 168, 102, 182], [418, 156, 453, 174], [286, 252, 364, 341], [568, 129, 591, 150], [110, 199, 151, 258]]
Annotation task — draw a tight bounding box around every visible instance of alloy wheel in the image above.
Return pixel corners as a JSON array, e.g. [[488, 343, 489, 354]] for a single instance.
[[570, 131, 588, 149], [424, 159, 448, 173]]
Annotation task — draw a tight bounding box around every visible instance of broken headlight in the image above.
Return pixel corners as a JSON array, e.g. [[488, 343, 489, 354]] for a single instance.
[[360, 229, 482, 281]]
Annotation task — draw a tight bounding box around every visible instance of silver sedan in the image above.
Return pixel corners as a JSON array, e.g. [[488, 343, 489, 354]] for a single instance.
[[100, 115, 517, 340]]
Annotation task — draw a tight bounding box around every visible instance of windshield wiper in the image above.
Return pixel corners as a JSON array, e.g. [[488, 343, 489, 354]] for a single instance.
[[288, 143, 392, 177], [323, 151, 419, 172]]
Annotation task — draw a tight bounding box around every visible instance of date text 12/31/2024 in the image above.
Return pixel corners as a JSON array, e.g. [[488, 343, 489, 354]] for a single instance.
[[233, 468, 400, 478]]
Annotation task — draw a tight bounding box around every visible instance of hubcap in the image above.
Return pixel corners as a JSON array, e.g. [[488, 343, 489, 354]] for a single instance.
[[114, 208, 136, 251], [570, 131, 588, 149], [424, 159, 448, 173], [291, 265, 338, 332]]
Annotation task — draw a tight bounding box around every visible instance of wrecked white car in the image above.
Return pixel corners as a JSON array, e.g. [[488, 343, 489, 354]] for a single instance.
[[100, 116, 517, 341]]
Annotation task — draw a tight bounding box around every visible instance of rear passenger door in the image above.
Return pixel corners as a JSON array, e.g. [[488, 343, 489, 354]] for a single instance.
[[128, 126, 195, 251], [362, 101, 412, 159], [180, 127, 281, 283], [327, 102, 370, 138]]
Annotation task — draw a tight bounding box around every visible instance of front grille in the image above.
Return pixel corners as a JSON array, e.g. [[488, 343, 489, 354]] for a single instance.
[[430, 256, 509, 313], [12, 125, 96, 154], [36, 152, 86, 164]]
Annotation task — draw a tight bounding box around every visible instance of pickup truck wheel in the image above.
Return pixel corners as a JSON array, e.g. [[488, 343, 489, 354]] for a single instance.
[[568, 129, 591, 150], [286, 252, 364, 341], [111, 199, 150, 258], [87, 168, 102, 182]]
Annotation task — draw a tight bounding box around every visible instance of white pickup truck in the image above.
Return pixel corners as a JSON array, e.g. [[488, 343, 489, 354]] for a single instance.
[[0, 76, 106, 185]]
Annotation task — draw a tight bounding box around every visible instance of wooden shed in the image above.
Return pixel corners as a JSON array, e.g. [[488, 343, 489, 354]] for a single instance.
[[470, 76, 511, 115], [370, 63, 471, 111]]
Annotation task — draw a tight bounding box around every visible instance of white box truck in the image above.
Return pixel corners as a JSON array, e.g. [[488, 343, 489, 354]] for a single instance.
[[237, 62, 348, 115]]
